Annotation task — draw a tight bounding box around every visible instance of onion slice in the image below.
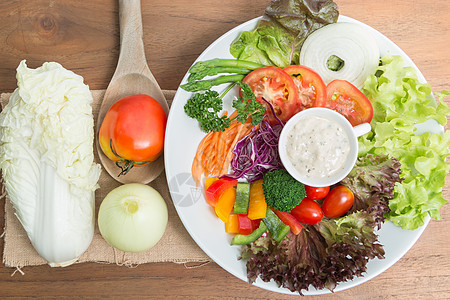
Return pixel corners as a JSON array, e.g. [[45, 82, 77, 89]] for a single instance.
[[300, 22, 380, 89]]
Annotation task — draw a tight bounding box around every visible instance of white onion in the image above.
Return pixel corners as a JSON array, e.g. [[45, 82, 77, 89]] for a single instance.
[[300, 22, 380, 89], [98, 183, 168, 252]]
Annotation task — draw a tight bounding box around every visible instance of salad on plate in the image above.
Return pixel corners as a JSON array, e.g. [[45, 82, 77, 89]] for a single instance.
[[166, 0, 450, 295]]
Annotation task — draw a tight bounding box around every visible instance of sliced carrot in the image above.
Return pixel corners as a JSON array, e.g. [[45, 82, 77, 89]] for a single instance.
[[219, 122, 242, 175], [220, 123, 254, 175], [216, 127, 226, 165], [228, 110, 238, 119], [191, 111, 257, 186], [192, 131, 215, 185]]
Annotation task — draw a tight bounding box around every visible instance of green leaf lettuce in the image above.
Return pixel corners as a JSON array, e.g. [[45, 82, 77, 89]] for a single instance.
[[361, 55, 450, 230], [230, 0, 339, 68]]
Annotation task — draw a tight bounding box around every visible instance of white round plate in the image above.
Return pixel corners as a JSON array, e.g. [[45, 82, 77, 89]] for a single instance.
[[164, 15, 433, 295]]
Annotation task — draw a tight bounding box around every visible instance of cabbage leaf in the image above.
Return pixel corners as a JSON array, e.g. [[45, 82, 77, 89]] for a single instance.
[[0, 60, 101, 266]]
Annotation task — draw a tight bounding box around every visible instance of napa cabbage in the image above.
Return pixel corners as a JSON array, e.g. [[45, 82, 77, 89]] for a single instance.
[[0, 60, 101, 266]]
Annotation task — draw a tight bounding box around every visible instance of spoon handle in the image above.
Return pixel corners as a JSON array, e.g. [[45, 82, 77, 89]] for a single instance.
[[116, 0, 149, 77]]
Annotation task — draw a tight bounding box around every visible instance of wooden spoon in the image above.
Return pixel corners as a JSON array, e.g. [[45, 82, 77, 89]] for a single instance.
[[96, 0, 169, 184]]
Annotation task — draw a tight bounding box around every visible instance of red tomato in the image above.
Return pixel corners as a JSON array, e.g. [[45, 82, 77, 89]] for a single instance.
[[322, 186, 355, 219], [283, 65, 327, 112], [305, 185, 330, 200], [98, 94, 167, 174], [242, 66, 298, 124], [291, 198, 323, 225], [325, 80, 373, 126]]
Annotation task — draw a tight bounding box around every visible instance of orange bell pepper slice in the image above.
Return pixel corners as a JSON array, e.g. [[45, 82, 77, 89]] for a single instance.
[[225, 214, 239, 233]]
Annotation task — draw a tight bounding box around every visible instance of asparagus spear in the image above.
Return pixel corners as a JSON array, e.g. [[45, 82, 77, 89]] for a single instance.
[[189, 59, 265, 73], [181, 74, 245, 92], [188, 67, 254, 82]]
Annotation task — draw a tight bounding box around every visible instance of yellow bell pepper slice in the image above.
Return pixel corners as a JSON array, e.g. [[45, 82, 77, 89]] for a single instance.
[[215, 187, 236, 222], [248, 179, 267, 220]]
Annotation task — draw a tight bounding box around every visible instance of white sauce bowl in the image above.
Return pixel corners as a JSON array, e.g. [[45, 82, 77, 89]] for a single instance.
[[278, 107, 371, 187]]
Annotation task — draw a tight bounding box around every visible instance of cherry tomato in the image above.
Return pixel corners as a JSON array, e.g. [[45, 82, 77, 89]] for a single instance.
[[325, 80, 373, 126], [98, 94, 167, 175], [242, 66, 298, 124], [290, 198, 323, 225], [283, 65, 327, 112], [322, 186, 355, 219], [305, 185, 330, 200]]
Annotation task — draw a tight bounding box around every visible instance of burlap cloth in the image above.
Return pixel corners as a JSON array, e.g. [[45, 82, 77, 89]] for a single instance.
[[0, 90, 210, 269]]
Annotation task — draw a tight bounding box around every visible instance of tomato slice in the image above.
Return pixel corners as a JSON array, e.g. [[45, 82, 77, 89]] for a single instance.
[[325, 80, 374, 126], [283, 65, 327, 112], [242, 66, 298, 124]]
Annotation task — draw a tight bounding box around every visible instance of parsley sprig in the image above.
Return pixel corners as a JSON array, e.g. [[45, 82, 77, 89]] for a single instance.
[[184, 82, 265, 132], [232, 82, 265, 126], [184, 90, 231, 132]]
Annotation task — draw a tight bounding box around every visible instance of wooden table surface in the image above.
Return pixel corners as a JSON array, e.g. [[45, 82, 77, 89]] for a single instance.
[[1, 0, 449, 298]]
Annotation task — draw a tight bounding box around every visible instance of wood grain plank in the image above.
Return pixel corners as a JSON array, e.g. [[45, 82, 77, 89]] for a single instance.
[[0, 1, 119, 91]]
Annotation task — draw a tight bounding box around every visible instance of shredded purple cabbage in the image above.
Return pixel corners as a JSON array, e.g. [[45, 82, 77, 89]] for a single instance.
[[261, 97, 284, 127], [225, 118, 284, 182]]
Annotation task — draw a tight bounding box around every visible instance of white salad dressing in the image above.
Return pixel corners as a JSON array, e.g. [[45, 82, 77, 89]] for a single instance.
[[286, 115, 350, 179]]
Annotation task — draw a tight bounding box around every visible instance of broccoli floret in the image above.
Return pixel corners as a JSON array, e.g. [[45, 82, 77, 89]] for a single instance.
[[262, 169, 306, 212]]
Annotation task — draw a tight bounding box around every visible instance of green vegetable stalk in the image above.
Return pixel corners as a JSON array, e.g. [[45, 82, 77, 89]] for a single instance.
[[187, 58, 265, 82], [188, 67, 251, 82], [262, 208, 290, 242], [181, 74, 245, 92], [233, 182, 251, 214], [231, 222, 267, 245], [188, 58, 265, 74], [182, 59, 265, 92]]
